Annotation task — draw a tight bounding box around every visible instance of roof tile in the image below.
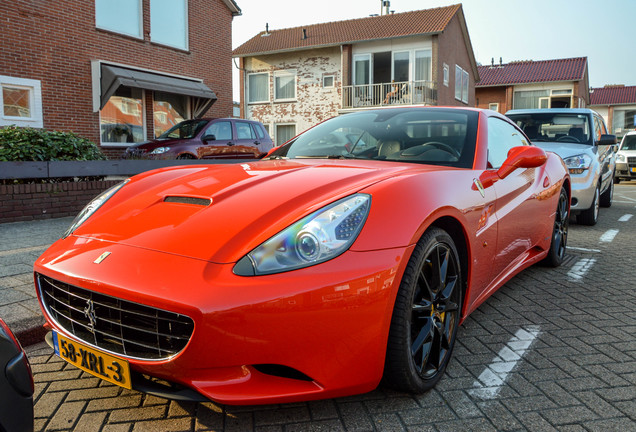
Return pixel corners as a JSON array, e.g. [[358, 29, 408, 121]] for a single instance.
[[590, 86, 636, 105], [233, 5, 461, 57]]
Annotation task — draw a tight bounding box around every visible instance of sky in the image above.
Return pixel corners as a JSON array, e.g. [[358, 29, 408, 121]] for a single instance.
[[231, 0, 636, 100]]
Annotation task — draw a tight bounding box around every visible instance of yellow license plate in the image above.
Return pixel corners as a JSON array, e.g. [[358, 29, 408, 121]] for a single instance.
[[631, 167, 636, 173], [52, 331, 132, 389]]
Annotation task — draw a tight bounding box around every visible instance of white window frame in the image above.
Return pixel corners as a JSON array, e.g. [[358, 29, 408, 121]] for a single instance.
[[94, 0, 143, 39], [274, 70, 297, 102], [391, 50, 411, 82], [353, 54, 372, 86], [150, 0, 189, 50], [247, 72, 269, 104], [323, 75, 335, 88], [489, 103, 499, 112], [0, 75, 43, 128], [443, 63, 449, 87]]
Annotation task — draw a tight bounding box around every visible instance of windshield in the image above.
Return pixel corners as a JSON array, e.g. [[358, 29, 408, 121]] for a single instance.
[[507, 113, 592, 145], [620, 135, 636, 151], [269, 108, 478, 168], [159, 119, 209, 139]]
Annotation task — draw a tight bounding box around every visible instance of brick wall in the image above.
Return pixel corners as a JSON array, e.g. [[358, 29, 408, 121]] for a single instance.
[[0, 181, 120, 223], [475, 87, 508, 112], [1, 0, 235, 152]]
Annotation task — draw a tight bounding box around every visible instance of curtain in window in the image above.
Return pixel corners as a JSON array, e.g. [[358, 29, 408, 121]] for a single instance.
[[248, 74, 268, 103], [354, 57, 370, 85], [276, 125, 296, 146], [513, 90, 550, 110], [275, 75, 295, 100], [393, 52, 409, 82], [415, 50, 431, 82]]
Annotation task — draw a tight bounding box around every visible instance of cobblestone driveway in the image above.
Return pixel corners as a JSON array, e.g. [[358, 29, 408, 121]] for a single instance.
[[27, 184, 636, 431]]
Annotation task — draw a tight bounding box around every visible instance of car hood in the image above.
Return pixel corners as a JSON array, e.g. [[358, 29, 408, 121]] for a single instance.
[[618, 149, 636, 157], [531, 142, 596, 159], [70, 159, 424, 263]]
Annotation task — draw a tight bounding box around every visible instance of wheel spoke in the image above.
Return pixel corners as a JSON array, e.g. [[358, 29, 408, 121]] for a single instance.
[[411, 317, 433, 357]]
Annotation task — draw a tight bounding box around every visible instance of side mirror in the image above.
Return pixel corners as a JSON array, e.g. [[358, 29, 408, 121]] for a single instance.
[[202, 134, 216, 142], [479, 146, 547, 188], [597, 134, 617, 146]]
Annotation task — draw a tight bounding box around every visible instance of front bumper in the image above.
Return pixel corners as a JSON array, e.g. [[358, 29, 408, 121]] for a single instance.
[[568, 168, 598, 212], [616, 161, 636, 180], [35, 236, 409, 405]]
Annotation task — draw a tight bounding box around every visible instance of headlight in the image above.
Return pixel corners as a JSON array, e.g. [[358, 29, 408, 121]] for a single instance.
[[150, 147, 170, 154], [234, 194, 371, 276], [63, 180, 129, 238], [563, 154, 592, 174], [617, 153, 626, 162]]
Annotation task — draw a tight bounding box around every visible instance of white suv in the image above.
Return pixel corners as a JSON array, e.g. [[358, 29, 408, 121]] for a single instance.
[[615, 131, 636, 183]]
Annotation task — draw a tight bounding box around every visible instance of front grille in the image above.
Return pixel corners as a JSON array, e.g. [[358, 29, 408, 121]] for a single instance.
[[37, 274, 194, 360], [628, 156, 636, 164]]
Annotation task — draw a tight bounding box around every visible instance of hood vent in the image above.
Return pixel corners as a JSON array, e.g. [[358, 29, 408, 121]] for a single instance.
[[164, 196, 211, 206]]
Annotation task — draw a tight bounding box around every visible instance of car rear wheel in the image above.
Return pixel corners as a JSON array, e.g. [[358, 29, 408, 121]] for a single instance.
[[600, 176, 614, 208], [383, 227, 463, 393], [542, 187, 569, 267], [577, 185, 599, 226], [177, 154, 196, 160]]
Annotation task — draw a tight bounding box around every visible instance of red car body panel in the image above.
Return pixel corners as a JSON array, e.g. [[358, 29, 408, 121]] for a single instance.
[[34, 108, 570, 404]]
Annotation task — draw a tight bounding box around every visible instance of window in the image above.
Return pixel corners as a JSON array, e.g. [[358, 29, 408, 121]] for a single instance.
[[513, 90, 550, 110], [0, 75, 43, 128], [323, 75, 335, 88], [414, 50, 432, 83], [248, 73, 269, 103], [274, 71, 296, 101], [392, 51, 410, 82], [489, 103, 499, 112], [95, 0, 142, 38], [153, 92, 187, 138], [275, 124, 296, 146], [353, 54, 371, 86], [487, 117, 527, 168], [236, 122, 256, 140], [150, 0, 188, 50], [443, 63, 449, 87], [612, 109, 636, 134], [100, 86, 145, 145], [455, 65, 469, 104], [204, 121, 232, 140]]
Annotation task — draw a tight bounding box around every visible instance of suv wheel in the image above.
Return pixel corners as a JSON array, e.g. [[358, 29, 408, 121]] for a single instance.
[[578, 186, 599, 226]]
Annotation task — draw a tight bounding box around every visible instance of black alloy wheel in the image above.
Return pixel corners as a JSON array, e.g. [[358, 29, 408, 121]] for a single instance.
[[542, 186, 569, 267], [383, 227, 463, 393]]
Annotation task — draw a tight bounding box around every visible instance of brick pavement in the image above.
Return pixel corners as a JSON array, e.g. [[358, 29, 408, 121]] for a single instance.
[[18, 184, 636, 430]]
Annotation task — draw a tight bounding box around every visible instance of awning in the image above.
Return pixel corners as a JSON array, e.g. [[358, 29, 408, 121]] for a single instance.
[[100, 65, 217, 117]]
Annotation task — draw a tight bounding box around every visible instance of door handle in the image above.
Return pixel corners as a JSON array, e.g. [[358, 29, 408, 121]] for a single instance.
[[227, 142, 234, 146]]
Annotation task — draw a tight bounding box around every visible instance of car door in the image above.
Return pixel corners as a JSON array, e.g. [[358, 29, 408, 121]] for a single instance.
[[197, 120, 237, 158], [232, 121, 265, 158], [487, 117, 550, 282], [593, 113, 615, 191]]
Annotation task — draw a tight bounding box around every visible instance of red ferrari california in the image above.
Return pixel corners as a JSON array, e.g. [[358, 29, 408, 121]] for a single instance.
[[34, 107, 570, 405]]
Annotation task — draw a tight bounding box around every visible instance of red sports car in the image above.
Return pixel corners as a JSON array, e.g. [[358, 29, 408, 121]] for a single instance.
[[34, 107, 570, 405]]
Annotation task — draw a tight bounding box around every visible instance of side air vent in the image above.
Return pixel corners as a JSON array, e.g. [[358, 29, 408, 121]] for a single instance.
[[164, 196, 211, 206]]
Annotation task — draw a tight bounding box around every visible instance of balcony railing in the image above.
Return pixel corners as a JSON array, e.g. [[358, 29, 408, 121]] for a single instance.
[[342, 81, 437, 109]]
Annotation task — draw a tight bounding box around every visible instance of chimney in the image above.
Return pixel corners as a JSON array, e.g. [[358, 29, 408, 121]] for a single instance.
[[499, 57, 503, 67], [262, 23, 269, 36], [302, 28, 307, 40], [491, 58, 495, 68], [381, 0, 390, 15]]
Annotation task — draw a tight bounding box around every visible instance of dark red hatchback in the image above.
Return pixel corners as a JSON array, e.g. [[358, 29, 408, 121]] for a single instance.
[[124, 118, 273, 159]]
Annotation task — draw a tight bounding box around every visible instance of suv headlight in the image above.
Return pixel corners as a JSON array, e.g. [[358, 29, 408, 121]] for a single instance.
[[63, 180, 129, 238], [234, 194, 371, 276], [563, 154, 592, 174], [617, 153, 626, 163], [150, 147, 170, 154]]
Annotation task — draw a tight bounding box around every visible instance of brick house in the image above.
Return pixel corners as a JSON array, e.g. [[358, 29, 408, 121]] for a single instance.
[[590, 85, 636, 138], [0, 0, 241, 157], [475, 57, 590, 114], [232, 4, 478, 145]]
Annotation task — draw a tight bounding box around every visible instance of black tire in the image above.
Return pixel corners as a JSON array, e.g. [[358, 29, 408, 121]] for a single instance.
[[542, 187, 569, 267], [177, 154, 196, 160], [383, 227, 463, 393], [614, 176, 621, 184], [577, 186, 599, 226], [600, 176, 614, 208]]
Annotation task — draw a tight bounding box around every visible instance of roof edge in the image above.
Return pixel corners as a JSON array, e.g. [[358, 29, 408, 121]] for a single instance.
[[222, 0, 241, 16]]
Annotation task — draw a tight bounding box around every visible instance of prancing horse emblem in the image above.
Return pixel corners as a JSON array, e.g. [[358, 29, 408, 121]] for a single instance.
[[84, 299, 97, 332]]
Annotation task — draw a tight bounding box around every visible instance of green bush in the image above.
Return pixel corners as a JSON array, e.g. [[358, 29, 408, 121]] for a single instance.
[[0, 125, 106, 161]]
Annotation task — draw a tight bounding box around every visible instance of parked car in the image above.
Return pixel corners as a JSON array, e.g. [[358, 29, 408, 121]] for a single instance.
[[615, 131, 636, 183], [0, 318, 34, 432], [506, 108, 616, 225], [35, 107, 570, 405], [123, 118, 273, 159]]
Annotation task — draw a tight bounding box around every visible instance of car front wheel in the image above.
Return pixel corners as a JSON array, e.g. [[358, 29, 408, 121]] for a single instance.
[[577, 186, 599, 226], [600, 175, 614, 208], [383, 227, 463, 393], [542, 186, 569, 267]]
